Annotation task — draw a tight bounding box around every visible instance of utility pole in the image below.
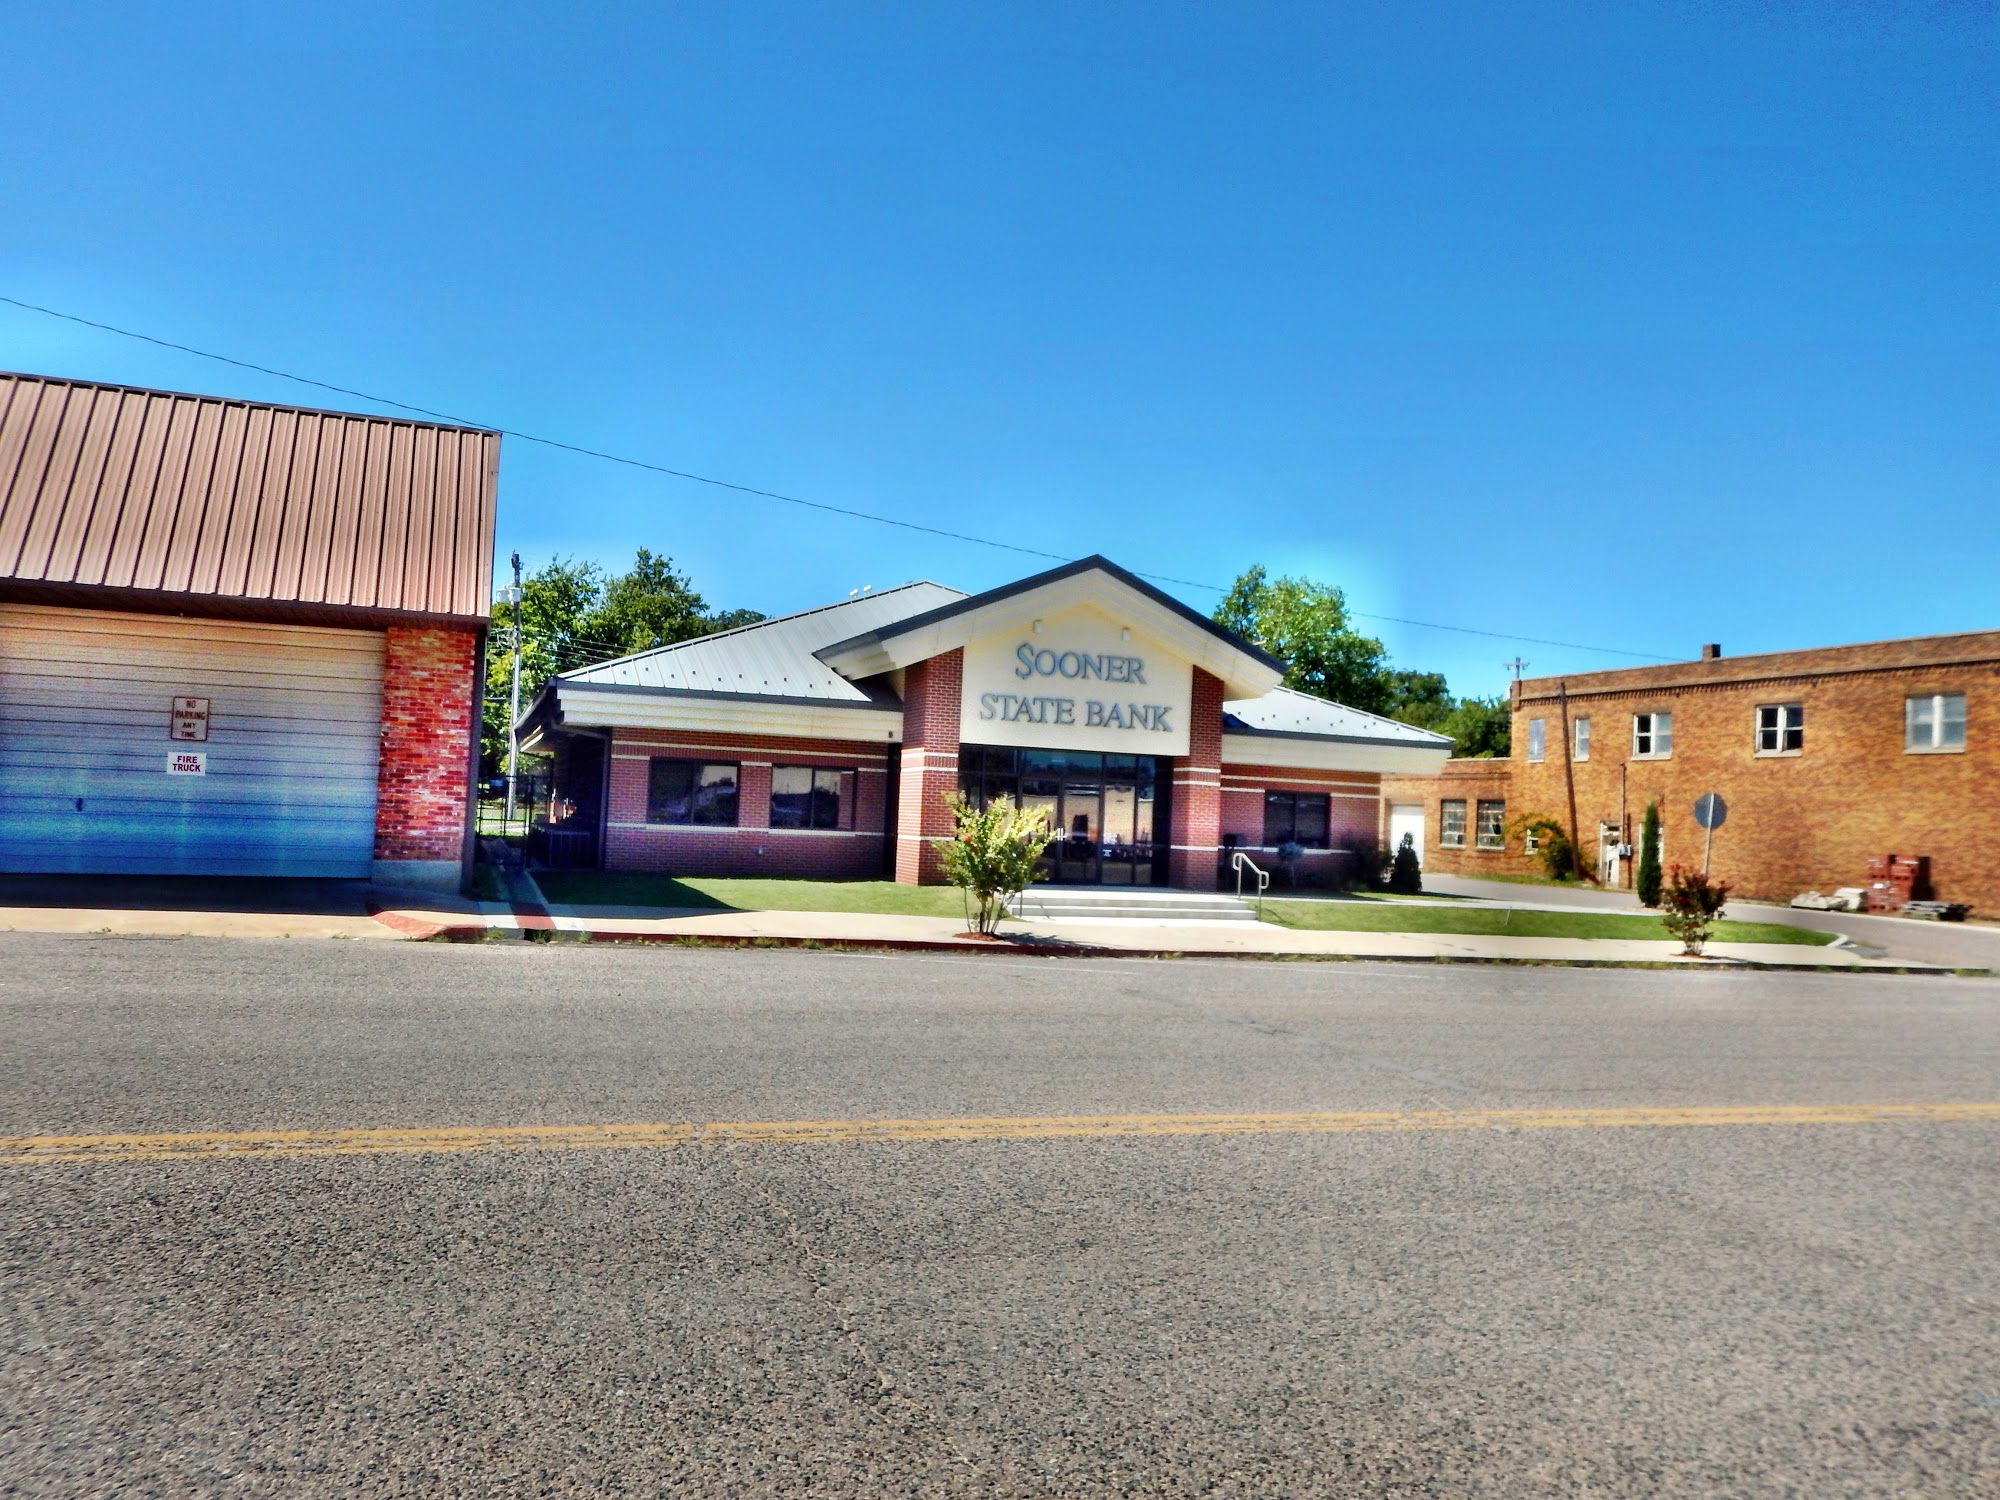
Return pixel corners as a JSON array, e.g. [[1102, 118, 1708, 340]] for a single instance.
[[1558, 680, 1588, 883], [504, 551, 524, 831], [1504, 657, 1529, 682]]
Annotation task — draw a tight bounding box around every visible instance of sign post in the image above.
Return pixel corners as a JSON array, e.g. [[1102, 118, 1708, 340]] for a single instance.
[[1692, 792, 1728, 876]]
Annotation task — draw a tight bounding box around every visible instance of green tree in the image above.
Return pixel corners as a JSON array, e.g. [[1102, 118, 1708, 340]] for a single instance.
[[935, 793, 1056, 935], [1636, 800, 1663, 907], [1437, 696, 1511, 758], [1214, 566, 1393, 714], [483, 551, 763, 772], [1387, 834, 1423, 894]]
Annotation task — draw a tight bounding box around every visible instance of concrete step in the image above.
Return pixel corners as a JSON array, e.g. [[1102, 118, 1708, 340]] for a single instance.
[[1008, 888, 1263, 922]]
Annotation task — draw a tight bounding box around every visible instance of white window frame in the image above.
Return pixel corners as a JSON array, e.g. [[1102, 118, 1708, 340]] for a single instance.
[[1572, 716, 1590, 762], [1755, 703, 1804, 757], [1526, 718, 1546, 763], [1905, 693, 1967, 753], [1439, 799, 1467, 849], [1632, 710, 1673, 760]]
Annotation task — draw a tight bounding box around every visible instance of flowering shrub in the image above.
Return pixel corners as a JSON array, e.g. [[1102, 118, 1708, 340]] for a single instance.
[[1660, 864, 1729, 955], [935, 793, 1056, 935]]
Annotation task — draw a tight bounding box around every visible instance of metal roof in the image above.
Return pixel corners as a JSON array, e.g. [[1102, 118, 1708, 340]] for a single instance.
[[0, 371, 498, 623], [1224, 686, 1455, 746], [559, 581, 966, 703]]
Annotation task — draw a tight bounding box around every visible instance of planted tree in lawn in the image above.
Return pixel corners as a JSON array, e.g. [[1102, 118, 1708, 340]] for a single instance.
[[1636, 800, 1663, 907], [1660, 864, 1730, 956], [1387, 833, 1423, 894], [936, 793, 1056, 936]]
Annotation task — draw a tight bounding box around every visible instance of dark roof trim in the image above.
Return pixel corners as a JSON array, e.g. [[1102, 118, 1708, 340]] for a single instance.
[[815, 554, 1287, 675], [0, 576, 488, 632], [552, 677, 904, 711]]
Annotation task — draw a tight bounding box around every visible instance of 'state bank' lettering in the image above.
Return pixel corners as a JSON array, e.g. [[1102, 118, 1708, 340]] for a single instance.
[[977, 694, 1174, 731], [1014, 644, 1147, 684]]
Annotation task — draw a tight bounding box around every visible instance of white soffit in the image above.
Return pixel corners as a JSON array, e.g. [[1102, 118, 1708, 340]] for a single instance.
[[818, 569, 1284, 700], [1220, 733, 1454, 776], [554, 685, 904, 743]]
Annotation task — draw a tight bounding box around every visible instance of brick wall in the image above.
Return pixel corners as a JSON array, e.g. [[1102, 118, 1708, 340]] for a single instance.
[[895, 650, 963, 884], [1220, 763, 1383, 886], [373, 625, 479, 866], [604, 727, 890, 879], [1167, 668, 1225, 890], [1380, 761, 1536, 879]]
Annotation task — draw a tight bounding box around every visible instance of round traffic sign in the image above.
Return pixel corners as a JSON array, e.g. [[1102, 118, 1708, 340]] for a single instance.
[[1693, 793, 1728, 830]]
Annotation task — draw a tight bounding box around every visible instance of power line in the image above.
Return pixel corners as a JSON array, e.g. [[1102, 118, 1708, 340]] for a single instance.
[[2, 292, 1677, 662]]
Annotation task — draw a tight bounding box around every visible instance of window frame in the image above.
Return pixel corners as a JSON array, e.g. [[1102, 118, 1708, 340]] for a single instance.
[[1475, 800, 1507, 851], [1754, 703, 1804, 757], [1439, 799, 1468, 849], [1262, 790, 1332, 849], [645, 758, 741, 826], [1572, 716, 1590, 762], [769, 764, 855, 830], [1905, 693, 1967, 754], [1632, 710, 1674, 760], [1525, 718, 1546, 763]]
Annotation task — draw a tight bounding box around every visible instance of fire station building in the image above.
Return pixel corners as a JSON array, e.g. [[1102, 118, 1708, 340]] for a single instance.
[[521, 556, 1451, 889]]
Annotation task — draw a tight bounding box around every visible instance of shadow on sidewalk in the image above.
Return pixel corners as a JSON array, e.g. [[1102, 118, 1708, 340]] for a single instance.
[[0, 874, 375, 916]]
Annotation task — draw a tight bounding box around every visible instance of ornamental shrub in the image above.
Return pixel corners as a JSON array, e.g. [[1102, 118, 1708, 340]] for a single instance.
[[1513, 814, 1577, 881], [1660, 864, 1729, 955], [1636, 800, 1663, 907], [935, 793, 1056, 935], [1387, 833, 1422, 894]]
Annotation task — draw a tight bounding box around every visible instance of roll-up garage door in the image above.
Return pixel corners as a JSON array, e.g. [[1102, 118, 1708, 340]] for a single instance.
[[0, 604, 385, 877]]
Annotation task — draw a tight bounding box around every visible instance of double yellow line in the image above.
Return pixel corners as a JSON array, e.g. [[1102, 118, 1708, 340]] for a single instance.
[[5, 1102, 1998, 1165]]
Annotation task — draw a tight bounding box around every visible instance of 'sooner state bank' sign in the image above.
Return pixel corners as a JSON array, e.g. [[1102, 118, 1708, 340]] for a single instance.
[[957, 609, 1194, 756]]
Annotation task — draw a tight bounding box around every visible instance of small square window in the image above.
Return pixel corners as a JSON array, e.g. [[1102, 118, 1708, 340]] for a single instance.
[[771, 766, 853, 829], [1906, 693, 1967, 752], [1440, 799, 1467, 848], [1476, 800, 1506, 850], [1572, 717, 1591, 761], [1633, 711, 1673, 759], [1756, 704, 1804, 755], [1526, 718, 1546, 762]]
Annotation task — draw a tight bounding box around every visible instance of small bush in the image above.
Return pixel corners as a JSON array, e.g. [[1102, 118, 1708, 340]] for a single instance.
[[1660, 864, 1729, 955], [1636, 801, 1663, 907], [1512, 814, 1578, 881], [935, 793, 1056, 935], [1387, 834, 1422, 894]]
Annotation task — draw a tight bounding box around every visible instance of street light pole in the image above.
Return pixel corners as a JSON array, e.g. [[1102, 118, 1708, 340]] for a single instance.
[[504, 552, 523, 830]]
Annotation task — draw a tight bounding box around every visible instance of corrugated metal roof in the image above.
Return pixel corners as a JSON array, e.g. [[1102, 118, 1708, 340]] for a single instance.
[[1224, 686, 1455, 746], [0, 371, 498, 622], [561, 581, 965, 703]]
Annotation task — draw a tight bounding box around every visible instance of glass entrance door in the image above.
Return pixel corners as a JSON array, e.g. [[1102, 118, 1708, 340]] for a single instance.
[[960, 747, 1164, 886]]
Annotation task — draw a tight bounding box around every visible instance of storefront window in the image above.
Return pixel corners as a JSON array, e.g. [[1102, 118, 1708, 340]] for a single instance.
[[770, 766, 851, 829], [647, 759, 738, 825], [1262, 791, 1331, 848]]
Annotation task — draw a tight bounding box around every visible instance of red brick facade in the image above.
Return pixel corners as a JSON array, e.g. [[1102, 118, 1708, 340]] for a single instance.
[[373, 625, 480, 866], [1166, 668, 1226, 890], [1381, 761, 1534, 879], [895, 650, 964, 884], [1222, 763, 1384, 885], [1386, 630, 2000, 913], [604, 727, 891, 879]]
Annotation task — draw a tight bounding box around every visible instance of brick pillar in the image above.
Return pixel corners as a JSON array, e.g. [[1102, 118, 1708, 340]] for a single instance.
[[374, 625, 479, 891], [895, 649, 963, 884], [1167, 667, 1225, 890]]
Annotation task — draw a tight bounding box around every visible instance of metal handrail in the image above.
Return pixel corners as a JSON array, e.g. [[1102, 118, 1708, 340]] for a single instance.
[[1231, 850, 1270, 917]]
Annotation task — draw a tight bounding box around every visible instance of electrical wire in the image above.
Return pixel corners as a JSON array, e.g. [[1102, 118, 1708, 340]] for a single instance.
[[3, 292, 1676, 662]]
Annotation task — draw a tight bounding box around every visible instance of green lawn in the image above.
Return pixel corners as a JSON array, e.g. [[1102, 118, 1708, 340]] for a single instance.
[[1262, 899, 1835, 946], [532, 871, 972, 919]]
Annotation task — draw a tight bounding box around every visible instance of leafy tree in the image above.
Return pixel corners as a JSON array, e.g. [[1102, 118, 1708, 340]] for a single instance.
[[1215, 566, 1393, 714], [1387, 834, 1423, 894], [1636, 800, 1663, 907], [1215, 566, 1510, 756], [483, 551, 763, 773], [936, 793, 1056, 935]]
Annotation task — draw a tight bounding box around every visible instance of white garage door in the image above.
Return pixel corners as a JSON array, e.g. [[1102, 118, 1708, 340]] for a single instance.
[[1389, 803, 1425, 865], [0, 605, 385, 877]]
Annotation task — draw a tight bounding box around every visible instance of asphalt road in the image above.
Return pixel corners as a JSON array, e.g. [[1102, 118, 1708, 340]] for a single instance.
[[3, 935, 1998, 1497]]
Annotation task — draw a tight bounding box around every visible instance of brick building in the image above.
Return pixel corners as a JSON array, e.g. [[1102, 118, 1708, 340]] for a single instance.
[[1383, 631, 2000, 913], [522, 556, 1451, 888], [0, 371, 497, 890]]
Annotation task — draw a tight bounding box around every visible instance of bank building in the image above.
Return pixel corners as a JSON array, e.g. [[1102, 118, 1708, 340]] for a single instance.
[[519, 556, 1451, 889]]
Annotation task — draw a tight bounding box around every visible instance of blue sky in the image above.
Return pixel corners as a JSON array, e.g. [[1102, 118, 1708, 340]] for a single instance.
[[4, 1, 1994, 697]]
